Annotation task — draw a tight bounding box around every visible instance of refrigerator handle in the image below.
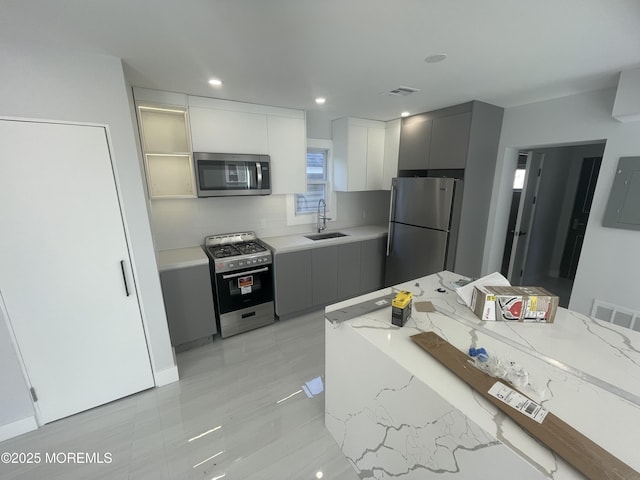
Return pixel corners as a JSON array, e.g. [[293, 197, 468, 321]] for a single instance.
[[386, 183, 397, 256]]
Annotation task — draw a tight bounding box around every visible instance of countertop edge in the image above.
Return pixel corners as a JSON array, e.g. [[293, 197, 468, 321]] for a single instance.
[[261, 225, 388, 254], [157, 246, 208, 271]]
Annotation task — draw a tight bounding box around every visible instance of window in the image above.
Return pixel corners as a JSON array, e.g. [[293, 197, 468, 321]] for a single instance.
[[295, 149, 329, 214], [513, 168, 526, 190]]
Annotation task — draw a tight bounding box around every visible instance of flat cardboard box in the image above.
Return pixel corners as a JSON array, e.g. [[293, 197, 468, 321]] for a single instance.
[[471, 285, 559, 322]]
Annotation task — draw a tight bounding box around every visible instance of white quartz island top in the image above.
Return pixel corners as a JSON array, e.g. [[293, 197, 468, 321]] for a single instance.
[[261, 224, 388, 254], [324, 271, 640, 479], [157, 246, 208, 271]]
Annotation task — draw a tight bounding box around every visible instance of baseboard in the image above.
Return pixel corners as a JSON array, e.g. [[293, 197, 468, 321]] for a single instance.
[[154, 364, 179, 386], [0, 416, 38, 442]]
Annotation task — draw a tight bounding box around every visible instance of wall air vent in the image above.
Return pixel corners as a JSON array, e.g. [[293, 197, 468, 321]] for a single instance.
[[386, 86, 421, 96]]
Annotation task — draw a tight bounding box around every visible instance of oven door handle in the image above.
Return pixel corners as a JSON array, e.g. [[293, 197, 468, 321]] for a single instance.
[[222, 267, 269, 279]]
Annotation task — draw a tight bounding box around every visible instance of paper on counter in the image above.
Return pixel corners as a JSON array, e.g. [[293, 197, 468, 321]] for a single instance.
[[414, 301, 436, 313], [455, 272, 510, 308]]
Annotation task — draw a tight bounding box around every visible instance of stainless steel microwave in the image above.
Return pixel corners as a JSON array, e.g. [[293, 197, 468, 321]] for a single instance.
[[194, 152, 271, 197]]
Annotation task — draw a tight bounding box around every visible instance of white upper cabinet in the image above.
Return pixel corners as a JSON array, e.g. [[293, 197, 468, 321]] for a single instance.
[[267, 114, 306, 194], [382, 119, 401, 190], [188, 95, 306, 195], [366, 126, 385, 189], [189, 106, 269, 154], [333, 117, 387, 192], [133, 90, 307, 198]]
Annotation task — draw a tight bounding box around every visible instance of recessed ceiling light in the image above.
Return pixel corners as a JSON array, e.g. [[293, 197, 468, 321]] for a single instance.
[[208, 78, 223, 86], [315, 97, 326, 105], [401, 111, 410, 117], [424, 53, 447, 64]]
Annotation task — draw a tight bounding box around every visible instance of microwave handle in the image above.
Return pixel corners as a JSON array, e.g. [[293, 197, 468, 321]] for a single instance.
[[256, 162, 263, 189]]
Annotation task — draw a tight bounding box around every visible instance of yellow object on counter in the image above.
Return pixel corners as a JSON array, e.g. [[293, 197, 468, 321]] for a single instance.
[[392, 291, 413, 308], [392, 291, 413, 327]]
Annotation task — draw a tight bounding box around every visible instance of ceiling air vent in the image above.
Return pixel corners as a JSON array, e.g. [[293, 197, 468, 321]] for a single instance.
[[386, 86, 420, 96]]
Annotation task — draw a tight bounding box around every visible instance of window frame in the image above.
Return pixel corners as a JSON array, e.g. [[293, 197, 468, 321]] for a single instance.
[[295, 148, 329, 215], [286, 138, 336, 227]]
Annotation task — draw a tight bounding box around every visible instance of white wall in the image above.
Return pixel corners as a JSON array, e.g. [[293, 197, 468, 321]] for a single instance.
[[0, 46, 176, 433], [150, 191, 390, 250], [485, 87, 640, 315]]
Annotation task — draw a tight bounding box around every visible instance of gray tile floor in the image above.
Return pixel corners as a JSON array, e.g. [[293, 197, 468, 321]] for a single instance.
[[0, 310, 359, 480]]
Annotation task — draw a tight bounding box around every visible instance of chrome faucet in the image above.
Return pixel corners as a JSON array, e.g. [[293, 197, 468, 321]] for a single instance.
[[317, 199, 331, 233]]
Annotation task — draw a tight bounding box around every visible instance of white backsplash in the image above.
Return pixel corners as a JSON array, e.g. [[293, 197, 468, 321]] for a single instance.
[[150, 190, 390, 250]]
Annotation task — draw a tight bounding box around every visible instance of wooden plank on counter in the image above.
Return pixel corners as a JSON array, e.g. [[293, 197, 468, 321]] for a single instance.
[[410, 331, 640, 480]]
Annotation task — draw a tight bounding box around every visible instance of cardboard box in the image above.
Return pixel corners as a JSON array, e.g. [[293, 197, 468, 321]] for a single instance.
[[471, 285, 558, 322]]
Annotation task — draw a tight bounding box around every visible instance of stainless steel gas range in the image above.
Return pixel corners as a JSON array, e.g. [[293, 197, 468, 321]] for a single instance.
[[203, 232, 275, 338]]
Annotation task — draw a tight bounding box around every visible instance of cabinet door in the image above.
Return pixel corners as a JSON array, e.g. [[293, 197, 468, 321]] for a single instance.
[[366, 127, 385, 190], [274, 250, 313, 317], [429, 112, 472, 169], [190, 106, 269, 154], [347, 124, 368, 191], [267, 115, 306, 194], [360, 237, 386, 293], [312, 246, 338, 306], [0, 120, 154, 424], [398, 113, 432, 170], [338, 243, 361, 299], [160, 265, 216, 346]]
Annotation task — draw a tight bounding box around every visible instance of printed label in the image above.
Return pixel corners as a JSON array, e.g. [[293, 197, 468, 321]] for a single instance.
[[238, 275, 253, 288], [488, 381, 548, 423]]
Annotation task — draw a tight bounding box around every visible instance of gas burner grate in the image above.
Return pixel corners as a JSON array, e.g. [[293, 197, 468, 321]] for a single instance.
[[210, 245, 241, 258], [235, 242, 267, 255]]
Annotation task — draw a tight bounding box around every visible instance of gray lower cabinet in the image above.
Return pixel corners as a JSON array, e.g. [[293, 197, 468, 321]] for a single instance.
[[312, 246, 339, 305], [160, 264, 217, 346], [360, 237, 386, 293], [338, 242, 362, 299], [274, 236, 387, 317], [273, 249, 313, 317]]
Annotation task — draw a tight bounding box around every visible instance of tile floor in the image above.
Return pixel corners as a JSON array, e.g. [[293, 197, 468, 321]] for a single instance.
[[0, 310, 359, 480]]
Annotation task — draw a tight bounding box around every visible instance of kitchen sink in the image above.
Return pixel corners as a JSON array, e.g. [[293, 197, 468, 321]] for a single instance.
[[304, 232, 348, 241]]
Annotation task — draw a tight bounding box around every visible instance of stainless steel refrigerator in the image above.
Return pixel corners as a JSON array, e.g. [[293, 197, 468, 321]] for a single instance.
[[385, 177, 463, 286]]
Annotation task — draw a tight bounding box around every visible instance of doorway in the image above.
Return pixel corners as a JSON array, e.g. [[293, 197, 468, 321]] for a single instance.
[[501, 143, 605, 307]]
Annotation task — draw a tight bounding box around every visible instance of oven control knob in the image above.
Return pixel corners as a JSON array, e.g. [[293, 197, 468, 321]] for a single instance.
[[239, 261, 245, 266], [229, 262, 236, 268]]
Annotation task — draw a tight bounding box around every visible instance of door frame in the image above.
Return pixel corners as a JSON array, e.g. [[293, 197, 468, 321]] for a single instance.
[[507, 151, 544, 284], [0, 116, 156, 426]]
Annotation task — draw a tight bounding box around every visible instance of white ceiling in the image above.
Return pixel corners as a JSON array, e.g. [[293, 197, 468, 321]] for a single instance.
[[2, 0, 640, 121]]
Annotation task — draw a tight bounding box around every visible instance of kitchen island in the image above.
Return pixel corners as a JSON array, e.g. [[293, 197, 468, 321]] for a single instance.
[[325, 271, 640, 479]]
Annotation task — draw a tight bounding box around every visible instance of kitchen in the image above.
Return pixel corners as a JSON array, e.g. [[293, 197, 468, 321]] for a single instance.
[[1, 1, 640, 479]]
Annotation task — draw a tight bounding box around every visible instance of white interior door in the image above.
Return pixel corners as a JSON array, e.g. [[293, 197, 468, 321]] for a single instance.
[[508, 152, 544, 285], [0, 119, 154, 424]]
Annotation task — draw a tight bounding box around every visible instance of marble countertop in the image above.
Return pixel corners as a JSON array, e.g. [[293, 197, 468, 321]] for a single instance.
[[326, 270, 640, 477], [261, 224, 388, 254], [157, 246, 208, 271]]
